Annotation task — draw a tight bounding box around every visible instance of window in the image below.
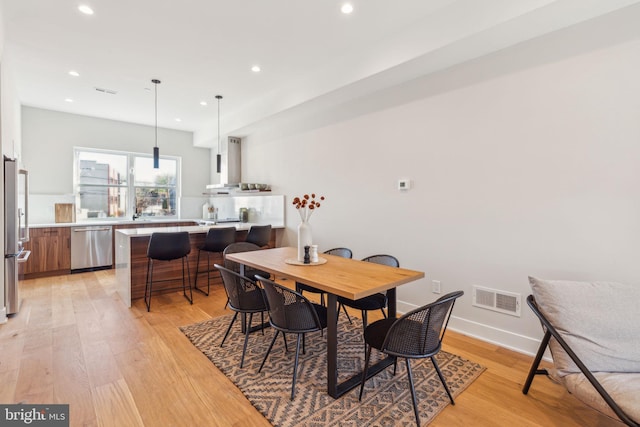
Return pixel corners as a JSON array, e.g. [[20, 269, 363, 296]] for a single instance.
[[133, 156, 178, 217], [74, 148, 180, 220]]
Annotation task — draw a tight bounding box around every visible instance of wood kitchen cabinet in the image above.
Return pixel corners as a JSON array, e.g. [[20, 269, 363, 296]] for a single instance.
[[19, 222, 198, 278], [20, 227, 71, 278]]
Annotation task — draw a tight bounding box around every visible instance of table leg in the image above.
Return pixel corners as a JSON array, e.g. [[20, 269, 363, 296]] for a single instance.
[[239, 264, 247, 333], [327, 293, 338, 397], [387, 287, 396, 318], [326, 288, 398, 399]]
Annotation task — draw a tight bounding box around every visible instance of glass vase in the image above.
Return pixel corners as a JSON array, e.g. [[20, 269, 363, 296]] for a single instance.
[[297, 221, 312, 262]]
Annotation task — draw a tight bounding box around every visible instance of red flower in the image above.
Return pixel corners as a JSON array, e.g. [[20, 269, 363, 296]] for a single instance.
[[292, 193, 325, 222]]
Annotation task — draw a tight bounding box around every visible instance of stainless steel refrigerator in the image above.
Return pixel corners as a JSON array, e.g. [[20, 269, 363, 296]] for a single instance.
[[4, 156, 30, 315]]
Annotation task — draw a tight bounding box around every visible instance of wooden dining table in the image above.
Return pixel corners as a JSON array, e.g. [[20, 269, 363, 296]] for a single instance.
[[225, 246, 425, 398]]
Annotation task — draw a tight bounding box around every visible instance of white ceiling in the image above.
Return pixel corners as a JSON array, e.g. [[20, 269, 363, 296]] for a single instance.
[[3, 0, 639, 147]]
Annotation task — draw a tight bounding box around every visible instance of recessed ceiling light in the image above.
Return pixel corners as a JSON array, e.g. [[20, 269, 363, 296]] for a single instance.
[[200, 101, 208, 106], [175, 118, 182, 122], [78, 5, 94, 15], [341, 3, 354, 14], [65, 98, 74, 103], [68, 70, 80, 77], [251, 65, 261, 73]]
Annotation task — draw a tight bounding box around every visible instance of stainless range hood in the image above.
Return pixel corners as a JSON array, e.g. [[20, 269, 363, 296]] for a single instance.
[[207, 136, 241, 190]]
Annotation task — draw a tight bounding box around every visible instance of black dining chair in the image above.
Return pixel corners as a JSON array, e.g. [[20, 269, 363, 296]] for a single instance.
[[194, 227, 236, 296], [215, 264, 268, 368], [223, 242, 271, 309], [144, 231, 193, 312], [244, 224, 272, 248], [296, 247, 353, 306], [223, 242, 271, 279], [359, 291, 464, 427], [337, 254, 399, 331], [256, 275, 328, 400]]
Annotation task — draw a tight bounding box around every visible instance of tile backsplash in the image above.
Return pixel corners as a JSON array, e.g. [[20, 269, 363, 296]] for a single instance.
[[29, 193, 284, 226]]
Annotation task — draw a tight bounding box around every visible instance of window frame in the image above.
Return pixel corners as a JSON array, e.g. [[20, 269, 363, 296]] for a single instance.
[[73, 147, 181, 220]]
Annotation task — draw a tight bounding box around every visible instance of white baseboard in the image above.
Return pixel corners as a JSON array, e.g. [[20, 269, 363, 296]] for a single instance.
[[397, 300, 550, 360]]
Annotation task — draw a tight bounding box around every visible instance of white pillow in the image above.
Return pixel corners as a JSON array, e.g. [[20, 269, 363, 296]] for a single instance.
[[529, 277, 640, 376]]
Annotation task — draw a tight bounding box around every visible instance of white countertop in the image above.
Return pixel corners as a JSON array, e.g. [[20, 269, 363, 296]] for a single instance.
[[29, 219, 201, 228], [116, 222, 283, 237]]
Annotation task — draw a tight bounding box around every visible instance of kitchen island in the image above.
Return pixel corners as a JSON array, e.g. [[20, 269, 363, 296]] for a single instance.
[[115, 223, 280, 307]]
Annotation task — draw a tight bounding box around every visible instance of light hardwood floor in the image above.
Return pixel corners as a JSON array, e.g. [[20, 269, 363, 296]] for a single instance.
[[0, 270, 621, 427]]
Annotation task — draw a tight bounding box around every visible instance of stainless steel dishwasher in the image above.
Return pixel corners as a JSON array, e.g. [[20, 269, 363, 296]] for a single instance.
[[70, 225, 113, 272]]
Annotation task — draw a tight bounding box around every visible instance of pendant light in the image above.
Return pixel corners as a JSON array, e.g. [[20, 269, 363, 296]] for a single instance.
[[152, 79, 161, 168], [216, 95, 223, 174]]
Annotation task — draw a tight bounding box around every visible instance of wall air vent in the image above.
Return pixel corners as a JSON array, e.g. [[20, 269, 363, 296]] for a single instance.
[[472, 285, 521, 317], [94, 87, 118, 95]]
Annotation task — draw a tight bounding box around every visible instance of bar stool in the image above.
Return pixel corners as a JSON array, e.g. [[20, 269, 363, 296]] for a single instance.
[[244, 224, 272, 247], [144, 231, 193, 312], [194, 227, 236, 296]]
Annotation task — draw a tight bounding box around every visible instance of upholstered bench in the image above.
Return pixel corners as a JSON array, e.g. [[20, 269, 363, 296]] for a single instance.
[[523, 277, 640, 426]]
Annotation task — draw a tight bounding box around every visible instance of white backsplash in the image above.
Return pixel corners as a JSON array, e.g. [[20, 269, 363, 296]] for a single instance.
[[181, 196, 207, 220], [30, 194, 75, 224], [207, 194, 285, 226], [29, 193, 285, 226]]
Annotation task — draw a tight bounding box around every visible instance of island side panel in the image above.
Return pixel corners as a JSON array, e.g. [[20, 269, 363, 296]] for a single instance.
[[115, 231, 132, 307]]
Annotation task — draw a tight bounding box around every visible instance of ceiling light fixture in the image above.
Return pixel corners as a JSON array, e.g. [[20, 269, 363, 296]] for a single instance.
[[152, 79, 161, 169], [341, 3, 354, 14], [200, 101, 208, 106], [78, 5, 94, 15], [251, 65, 261, 73], [216, 95, 223, 174], [64, 98, 74, 103], [175, 118, 182, 122], [68, 70, 80, 77]]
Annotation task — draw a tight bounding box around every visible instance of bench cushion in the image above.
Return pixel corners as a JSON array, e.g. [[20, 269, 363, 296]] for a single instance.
[[529, 277, 640, 376], [563, 372, 640, 423]]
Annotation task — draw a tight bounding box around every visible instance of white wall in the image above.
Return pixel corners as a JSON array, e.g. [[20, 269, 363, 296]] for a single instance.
[[1, 55, 20, 160], [238, 10, 640, 354], [21, 107, 211, 222]]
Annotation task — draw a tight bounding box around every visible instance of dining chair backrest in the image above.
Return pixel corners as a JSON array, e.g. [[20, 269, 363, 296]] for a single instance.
[[382, 291, 463, 358], [147, 232, 191, 261], [362, 254, 399, 268], [214, 264, 266, 312], [256, 275, 324, 333], [202, 227, 236, 253], [223, 242, 263, 272], [324, 247, 353, 258]]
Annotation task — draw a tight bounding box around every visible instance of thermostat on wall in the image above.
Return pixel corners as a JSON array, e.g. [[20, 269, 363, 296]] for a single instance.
[[398, 179, 411, 191]]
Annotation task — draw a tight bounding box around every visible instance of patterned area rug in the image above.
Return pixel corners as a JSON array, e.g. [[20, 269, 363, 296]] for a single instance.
[[180, 314, 485, 426]]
